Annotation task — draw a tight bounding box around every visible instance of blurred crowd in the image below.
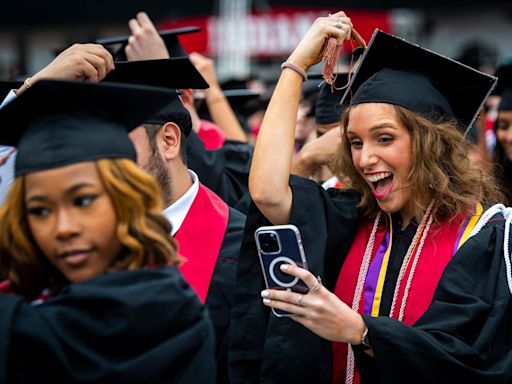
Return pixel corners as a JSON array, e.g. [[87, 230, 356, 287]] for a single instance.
[[0, 10, 511, 384]]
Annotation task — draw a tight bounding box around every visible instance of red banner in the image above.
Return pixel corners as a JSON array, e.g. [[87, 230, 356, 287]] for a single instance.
[[159, 7, 390, 58]]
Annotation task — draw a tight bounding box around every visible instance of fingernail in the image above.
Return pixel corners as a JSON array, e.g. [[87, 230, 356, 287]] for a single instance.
[[263, 298, 271, 304], [280, 264, 289, 270], [261, 290, 269, 298]]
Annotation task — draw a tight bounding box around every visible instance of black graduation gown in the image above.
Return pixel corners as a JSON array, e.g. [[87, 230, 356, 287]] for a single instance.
[[206, 206, 246, 384], [186, 131, 252, 213], [228, 175, 512, 384], [228, 176, 360, 384], [359, 217, 512, 383], [0, 267, 216, 384]]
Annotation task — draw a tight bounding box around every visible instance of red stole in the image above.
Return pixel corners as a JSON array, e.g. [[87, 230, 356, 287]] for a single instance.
[[0, 280, 14, 294], [331, 213, 467, 384], [174, 183, 229, 303]]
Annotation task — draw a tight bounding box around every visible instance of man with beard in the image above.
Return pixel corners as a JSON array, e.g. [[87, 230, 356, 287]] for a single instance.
[[101, 11, 253, 212], [128, 91, 245, 384]]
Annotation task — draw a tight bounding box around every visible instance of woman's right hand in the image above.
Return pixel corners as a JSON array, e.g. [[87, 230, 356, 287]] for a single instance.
[[286, 11, 353, 72]]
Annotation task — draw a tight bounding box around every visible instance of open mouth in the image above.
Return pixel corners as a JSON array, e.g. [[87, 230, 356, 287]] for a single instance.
[[367, 172, 394, 200]]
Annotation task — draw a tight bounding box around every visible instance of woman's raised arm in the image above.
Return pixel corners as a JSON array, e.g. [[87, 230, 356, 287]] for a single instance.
[[249, 12, 352, 224]]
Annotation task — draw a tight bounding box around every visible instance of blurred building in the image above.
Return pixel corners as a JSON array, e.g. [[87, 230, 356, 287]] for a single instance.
[[0, 0, 511, 81]]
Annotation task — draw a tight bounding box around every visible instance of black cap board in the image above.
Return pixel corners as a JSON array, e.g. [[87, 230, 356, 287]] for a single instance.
[[341, 29, 497, 133], [196, 77, 265, 119], [0, 80, 176, 176], [144, 96, 193, 137], [217, 89, 262, 102], [307, 72, 350, 125], [494, 64, 512, 111], [96, 26, 200, 61], [104, 58, 209, 89], [218, 78, 264, 102], [101, 59, 195, 136]]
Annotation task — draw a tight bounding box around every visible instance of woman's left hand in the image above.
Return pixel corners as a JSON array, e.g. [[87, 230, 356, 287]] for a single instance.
[[261, 263, 366, 344]]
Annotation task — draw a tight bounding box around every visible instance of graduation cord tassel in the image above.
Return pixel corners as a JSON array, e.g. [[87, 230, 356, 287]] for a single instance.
[[321, 37, 340, 85], [346, 212, 382, 384], [346, 200, 435, 384], [468, 204, 512, 296], [321, 27, 366, 86], [395, 203, 435, 321], [389, 200, 436, 321]]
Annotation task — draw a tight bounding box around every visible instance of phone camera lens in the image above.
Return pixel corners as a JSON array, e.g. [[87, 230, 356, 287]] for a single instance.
[[259, 232, 280, 253]]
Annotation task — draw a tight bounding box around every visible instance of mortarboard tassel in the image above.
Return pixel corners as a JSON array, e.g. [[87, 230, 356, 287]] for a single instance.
[[321, 26, 366, 86]]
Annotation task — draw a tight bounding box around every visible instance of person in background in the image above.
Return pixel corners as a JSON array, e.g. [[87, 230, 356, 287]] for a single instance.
[[0, 80, 215, 384], [492, 63, 512, 203], [292, 72, 350, 187], [118, 11, 253, 211], [103, 57, 245, 383]]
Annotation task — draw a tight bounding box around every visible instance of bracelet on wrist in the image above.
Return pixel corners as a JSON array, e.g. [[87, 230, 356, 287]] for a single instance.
[[280, 62, 308, 82]]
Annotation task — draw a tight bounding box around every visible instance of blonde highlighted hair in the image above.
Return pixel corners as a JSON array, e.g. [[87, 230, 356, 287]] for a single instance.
[[0, 158, 181, 299], [333, 104, 504, 223]]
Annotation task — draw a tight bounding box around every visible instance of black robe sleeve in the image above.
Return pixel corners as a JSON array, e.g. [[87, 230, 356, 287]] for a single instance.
[[359, 216, 512, 384], [228, 175, 360, 384], [186, 131, 253, 211], [0, 267, 216, 384], [206, 207, 246, 384]]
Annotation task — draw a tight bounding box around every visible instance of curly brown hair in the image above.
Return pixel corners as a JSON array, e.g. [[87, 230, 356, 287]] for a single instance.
[[0, 158, 181, 299], [333, 104, 504, 223]]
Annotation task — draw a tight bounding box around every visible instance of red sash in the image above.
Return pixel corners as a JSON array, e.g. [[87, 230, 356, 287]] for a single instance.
[[0, 279, 14, 294], [174, 183, 229, 303], [331, 213, 467, 384]]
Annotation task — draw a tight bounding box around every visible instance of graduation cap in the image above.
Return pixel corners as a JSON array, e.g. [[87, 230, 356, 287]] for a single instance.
[[195, 78, 265, 125], [341, 29, 497, 132], [101, 59, 195, 136], [96, 26, 200, 61], [307, 72, 350, 125], [0, 80, 176, 176], [493, 64, 512, 111], [104, 58, 209, 89], [143, 96, 192, 137], [219, 78, 264, 104]]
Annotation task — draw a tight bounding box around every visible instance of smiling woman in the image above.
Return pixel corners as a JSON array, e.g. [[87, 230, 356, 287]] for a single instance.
[[228, 12, 512, 384], [0, 80, 215, 384]]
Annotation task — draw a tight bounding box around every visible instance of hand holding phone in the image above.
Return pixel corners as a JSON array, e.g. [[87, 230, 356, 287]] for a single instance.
[[255, 224, 309, 317]]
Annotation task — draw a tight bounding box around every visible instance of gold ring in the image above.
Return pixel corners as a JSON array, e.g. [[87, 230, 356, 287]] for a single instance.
[[296, 294, 304, 306]]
